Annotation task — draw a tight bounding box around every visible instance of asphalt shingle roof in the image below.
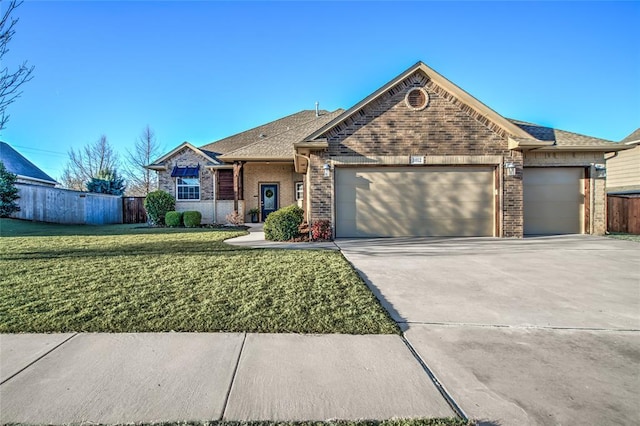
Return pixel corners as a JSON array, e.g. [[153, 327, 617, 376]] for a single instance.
[[509, 120, 618, 148], [0, 142, 57, 184], [621, 128, 640, 144], [201, 110, 343, 160]]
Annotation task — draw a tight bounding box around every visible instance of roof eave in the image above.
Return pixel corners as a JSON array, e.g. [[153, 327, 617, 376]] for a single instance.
[[508, 137, 554, 150], [217, 155, 294, 162], [17, 175, 58, 185], [294, 139, 329, 150], [536, 145, 633, 152]]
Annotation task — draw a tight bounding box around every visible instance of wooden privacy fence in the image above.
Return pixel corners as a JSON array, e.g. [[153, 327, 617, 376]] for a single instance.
[[122, 197, 147, 224], [12, 184, 122, 225], [607, 194, 640, 235]]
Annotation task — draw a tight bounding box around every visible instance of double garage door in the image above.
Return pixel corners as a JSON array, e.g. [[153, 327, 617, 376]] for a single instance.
[[335, 167, 495, 238]]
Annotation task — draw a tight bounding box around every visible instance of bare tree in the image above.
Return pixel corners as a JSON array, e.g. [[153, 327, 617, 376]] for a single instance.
[[124, 125, 163, 196], [0, 0, 34, 131], [61, 135, 119, 190]]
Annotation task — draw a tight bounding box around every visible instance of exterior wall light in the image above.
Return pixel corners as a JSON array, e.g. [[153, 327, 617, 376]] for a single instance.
[[323, 163, 331, 178], [504, 161, 517, 177], [594, 163, 607, 178]]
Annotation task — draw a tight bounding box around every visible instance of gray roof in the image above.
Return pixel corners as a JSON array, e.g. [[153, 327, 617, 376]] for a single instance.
[[509, 120, 619, 148], [0, 142, 57, 184], [621, 128, 640, 144], [201, 110, 343, 160]]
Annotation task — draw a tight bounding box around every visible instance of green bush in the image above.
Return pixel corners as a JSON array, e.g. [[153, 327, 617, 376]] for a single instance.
[[183, 211, 202, 227], [264, 204, 304, 241], [144, 190, 175, 226], [165, 211, 183, 227]]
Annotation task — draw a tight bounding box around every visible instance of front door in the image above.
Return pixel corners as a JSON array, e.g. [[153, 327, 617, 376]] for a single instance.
[[260, 184, 278, 220]]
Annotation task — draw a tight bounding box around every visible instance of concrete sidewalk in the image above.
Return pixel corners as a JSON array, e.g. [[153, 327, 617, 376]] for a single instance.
[[0, 333, 455, 424], [225, 223, 339, 250]]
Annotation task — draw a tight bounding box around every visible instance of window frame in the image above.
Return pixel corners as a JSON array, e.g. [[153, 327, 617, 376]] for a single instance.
[[295, 181, 304, 201], [176, 176, 201, 201]]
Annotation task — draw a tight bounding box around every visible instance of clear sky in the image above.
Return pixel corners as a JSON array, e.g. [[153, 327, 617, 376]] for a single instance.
[[1, 1, 638, 181]]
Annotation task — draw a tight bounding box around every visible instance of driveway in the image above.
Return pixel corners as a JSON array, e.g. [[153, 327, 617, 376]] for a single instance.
[[336, 235, 640, 425]]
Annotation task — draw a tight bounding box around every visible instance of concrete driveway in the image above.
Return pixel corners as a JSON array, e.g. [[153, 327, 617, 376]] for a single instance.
[[336, 235, 640, 425]]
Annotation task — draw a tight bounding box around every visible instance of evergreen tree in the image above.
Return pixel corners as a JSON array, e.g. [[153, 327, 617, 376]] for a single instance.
[[0, 161, 20, 217], [86, 168, 125, 196]]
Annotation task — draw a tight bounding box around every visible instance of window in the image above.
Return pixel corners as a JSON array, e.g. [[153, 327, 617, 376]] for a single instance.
[[177, 177, 200, 200], [295, 182, 304, 201]]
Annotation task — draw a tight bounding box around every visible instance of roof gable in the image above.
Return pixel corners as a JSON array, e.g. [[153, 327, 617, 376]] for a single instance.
[[147, 141, 221, 170], [305, 61, 533, 142], [0, 142, 57, 184]]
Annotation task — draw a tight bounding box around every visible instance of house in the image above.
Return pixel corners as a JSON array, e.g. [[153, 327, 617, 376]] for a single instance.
[[606, 128, 640, 194], [149, 61, 629, 237], [0, 142, 57, 187]]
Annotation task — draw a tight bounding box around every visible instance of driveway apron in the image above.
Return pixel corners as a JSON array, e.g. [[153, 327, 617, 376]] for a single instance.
[[336, 235, 640, 425]]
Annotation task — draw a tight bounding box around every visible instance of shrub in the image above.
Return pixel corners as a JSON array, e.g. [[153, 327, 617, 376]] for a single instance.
[[264, 204, 304, 241], [0, 161, 20, 218], [165, 211, 183, 227], [144, 190, 175, 226], [311, 220, 332, 241], [225, 210, 244, 225], [183, 211, 202, 227]]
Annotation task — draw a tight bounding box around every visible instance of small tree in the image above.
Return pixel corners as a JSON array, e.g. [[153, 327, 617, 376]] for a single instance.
[[144, 190, 175, 226], [0, 161, 20, 217], [86, 168, 125, 195], [124, 125, 163, 196], [61, 135, 119, 191]]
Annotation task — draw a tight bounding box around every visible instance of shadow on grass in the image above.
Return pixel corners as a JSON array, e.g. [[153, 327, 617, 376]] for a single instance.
[[0, 218, 247, 238]]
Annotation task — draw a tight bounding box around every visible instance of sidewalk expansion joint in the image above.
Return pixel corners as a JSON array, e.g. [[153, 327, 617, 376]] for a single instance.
[[400, 335, 468, 422], [220, 332, 247, 420], [400, 321, 640, 332], [0, 333, 78, 386]]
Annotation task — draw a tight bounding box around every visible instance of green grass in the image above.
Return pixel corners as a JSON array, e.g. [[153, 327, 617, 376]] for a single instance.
[[607, 232, 640, 242], [0, 219, 398, 334]]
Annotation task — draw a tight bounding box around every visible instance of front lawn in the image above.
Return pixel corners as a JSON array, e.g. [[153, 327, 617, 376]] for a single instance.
[[0, 219, 398, 334]]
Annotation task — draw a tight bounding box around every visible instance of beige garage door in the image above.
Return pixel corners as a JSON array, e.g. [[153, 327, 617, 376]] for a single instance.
[[523, 167, 584, 235], [335, 167, 495, 238]]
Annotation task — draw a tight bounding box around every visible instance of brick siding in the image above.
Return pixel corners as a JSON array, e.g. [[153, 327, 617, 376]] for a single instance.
[[309, 70, 524, 237]]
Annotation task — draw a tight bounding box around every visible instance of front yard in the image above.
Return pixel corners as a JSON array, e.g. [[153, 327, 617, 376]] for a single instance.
[[0, 219, 398, 334]]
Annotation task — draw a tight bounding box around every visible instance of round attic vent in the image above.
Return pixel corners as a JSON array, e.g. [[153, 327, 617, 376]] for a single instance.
[[405, 87, 429, 111]]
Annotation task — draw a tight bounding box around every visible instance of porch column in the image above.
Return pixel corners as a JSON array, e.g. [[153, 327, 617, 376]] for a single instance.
[[233, 161, 244, 211]]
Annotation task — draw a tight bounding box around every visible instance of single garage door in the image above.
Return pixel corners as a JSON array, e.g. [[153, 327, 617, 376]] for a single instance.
[[523, 167, 584, 235], [335, 166, 495, 238]]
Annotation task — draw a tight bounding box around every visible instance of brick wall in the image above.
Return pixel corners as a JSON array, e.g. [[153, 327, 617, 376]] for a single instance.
[[157, 147, 214, 201], [309, 70, 523, 237], [242, 162, 303, 220]]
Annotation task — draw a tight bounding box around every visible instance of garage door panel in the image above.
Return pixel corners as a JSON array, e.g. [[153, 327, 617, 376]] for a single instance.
[[336, 167, 495, 238], [523, 168, 583, 235]]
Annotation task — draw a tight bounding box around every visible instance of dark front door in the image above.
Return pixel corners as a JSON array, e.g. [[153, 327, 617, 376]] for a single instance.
[[260, 184, 278, 220]]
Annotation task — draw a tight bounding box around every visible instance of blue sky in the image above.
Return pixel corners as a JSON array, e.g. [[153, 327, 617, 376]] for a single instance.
[[1, 1, 639, 181]]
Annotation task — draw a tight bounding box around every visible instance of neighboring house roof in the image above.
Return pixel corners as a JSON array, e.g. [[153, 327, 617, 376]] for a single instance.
[[217, 109, 344, 161], [0, 141, 57, 185], [621, 128, 640, 145]]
